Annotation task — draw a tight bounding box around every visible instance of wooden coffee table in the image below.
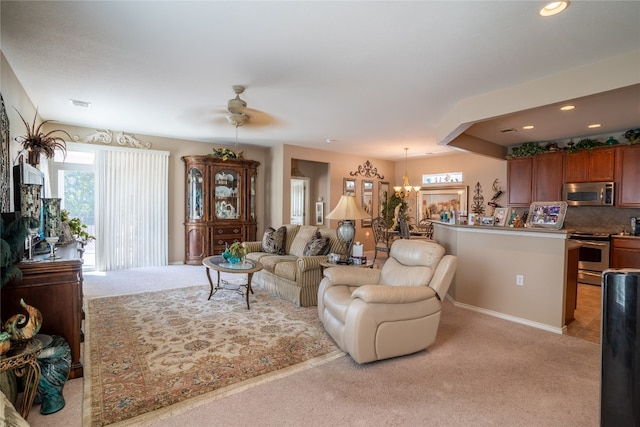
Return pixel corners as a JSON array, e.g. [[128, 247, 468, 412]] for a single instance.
[[202, 256, 263, 309]]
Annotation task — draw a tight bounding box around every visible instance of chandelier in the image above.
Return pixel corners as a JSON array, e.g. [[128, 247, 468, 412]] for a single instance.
[[393, 147, 421, 198]]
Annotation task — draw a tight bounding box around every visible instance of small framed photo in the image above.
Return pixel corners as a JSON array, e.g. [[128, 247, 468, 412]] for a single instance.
[[343, 178, 356, 196], [480, 216, 495, 226], [493, 207, 510, 227], [315, 202, 324, 225]]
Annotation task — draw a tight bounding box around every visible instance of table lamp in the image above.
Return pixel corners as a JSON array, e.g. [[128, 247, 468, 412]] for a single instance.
[[43, 198, 62, 260], [325, 195, 370, 261]]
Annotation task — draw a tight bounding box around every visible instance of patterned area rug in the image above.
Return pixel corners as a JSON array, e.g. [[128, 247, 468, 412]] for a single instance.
[[83, 285, 342, 426]]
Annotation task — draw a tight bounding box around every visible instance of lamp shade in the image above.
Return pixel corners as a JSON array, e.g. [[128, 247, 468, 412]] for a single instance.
[[325, 195, 370, 220]]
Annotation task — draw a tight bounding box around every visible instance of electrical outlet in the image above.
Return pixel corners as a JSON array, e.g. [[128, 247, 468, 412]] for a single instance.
[[516, 275, 524, 286]]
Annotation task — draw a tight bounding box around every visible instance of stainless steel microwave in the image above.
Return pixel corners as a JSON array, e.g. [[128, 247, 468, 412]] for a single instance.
[[563, 182, 614, 206]]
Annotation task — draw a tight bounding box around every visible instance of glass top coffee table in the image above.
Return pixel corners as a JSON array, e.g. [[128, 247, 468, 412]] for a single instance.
[[202, 256, 263, 309]]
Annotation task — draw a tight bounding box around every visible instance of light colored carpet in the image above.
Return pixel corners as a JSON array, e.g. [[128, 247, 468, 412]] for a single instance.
[[27, 264, 601, 427]]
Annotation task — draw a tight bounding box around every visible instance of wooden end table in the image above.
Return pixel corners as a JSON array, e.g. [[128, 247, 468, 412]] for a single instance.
[[202, 256, 263, 309]]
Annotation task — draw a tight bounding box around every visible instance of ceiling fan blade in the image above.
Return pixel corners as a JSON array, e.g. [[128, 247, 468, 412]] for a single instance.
[[241, 108, 278, 127]]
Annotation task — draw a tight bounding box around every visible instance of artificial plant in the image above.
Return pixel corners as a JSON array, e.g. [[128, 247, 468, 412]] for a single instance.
[[0, 216, 36, 287], [381, 193, 408, 229]]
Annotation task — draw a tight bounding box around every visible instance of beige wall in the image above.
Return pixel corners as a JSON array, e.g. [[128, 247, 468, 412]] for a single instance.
[[278, 144, 396, 250], [400, 151, 508, 216], [45, 125, 269, 265], [435, 223, 569, 332]]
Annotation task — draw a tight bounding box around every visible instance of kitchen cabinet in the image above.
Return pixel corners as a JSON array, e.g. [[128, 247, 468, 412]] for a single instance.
[[1, 244, 84, 379], [182, 155, 260, 265], [533, 151, 564, 202], [610, 235, 640, 269], [507, 157, 532, 207], [615, 144, 640, 207], [565, 146, 615, 183], [507, 152, 563, 207]]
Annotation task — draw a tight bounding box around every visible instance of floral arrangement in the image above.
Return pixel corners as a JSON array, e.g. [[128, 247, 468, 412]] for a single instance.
[[228, 242, 246, 259], [210, 148, 237, 160], [15, 107, 71, 166]]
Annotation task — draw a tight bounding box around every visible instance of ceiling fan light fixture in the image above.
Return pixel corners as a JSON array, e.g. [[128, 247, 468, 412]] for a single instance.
[[226, 112, 248, 127], [227, 96, 247, 114]]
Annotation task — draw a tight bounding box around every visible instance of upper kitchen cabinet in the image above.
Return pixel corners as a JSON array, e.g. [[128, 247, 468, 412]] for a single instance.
[[507, 151, 564, 207], [507, 157, 532, 207], [615, 144, 640, 207], [565, 146, 615, 183], [533, 151, 564, 202]]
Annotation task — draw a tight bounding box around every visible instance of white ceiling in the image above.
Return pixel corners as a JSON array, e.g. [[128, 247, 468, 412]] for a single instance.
[[1, 1, 639, 161]]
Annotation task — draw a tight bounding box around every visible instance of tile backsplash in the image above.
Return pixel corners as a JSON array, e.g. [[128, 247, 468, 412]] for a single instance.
[[564, 206, 640, 234], [506, 206, 640, 234]]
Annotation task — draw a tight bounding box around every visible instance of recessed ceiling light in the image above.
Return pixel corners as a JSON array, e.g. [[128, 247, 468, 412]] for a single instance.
[[70, 99, 91, 108], [540, 1, 570, 17], [588, 124, 602, 129], [560, 105, 575, 111], [522, 125, 535, 130]]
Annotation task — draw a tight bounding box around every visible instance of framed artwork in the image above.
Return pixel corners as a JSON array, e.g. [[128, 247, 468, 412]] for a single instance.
[[378, 181, 389, 217], [343, 178, 356, 196], [361, 180, 373, 227], [493, 207, 510, 227], [418, 185, 468, 222], [527, 201, 567, 229], [0, 93, 10, 212], [315, 202, 324, 225]]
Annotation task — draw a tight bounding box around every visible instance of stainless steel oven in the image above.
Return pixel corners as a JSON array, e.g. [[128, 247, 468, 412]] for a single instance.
[[569, 232, 611, 286]]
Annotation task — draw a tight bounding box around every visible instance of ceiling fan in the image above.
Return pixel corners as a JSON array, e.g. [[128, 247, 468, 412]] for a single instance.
[[219, 85, 276, 128]]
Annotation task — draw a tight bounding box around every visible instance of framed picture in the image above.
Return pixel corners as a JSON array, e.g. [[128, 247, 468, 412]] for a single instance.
[[480, 216, 495, 226], [315, 202, 324, 225], [378, 181, 389, 217], [361, 180, 373, 227], [343, 178, 356, 196], [527, 201, 567, 229], [493, 207, 510, 227], [418, 185, 468, 222]]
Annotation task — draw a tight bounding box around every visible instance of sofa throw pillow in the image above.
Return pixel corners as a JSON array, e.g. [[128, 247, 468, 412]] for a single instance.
[[262, 226, 287, 255], [303, 231, 330, 256]]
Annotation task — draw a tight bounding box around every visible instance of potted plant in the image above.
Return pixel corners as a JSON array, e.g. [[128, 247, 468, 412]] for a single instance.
[[60, 210, 95, 243], [15, 108, 71, 167]]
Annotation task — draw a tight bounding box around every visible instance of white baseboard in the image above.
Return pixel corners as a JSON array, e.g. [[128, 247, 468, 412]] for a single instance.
[[445, 295, 566, 335]]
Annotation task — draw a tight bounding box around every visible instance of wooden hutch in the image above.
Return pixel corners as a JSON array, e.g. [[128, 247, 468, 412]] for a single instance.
[[182, 155, 260, 265]]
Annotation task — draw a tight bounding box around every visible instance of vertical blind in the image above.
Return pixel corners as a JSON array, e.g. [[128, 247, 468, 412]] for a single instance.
[[95, 148, 169, 270]]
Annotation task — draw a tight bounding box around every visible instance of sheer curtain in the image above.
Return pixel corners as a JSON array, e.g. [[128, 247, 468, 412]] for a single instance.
[[95, 147, 169, 270]]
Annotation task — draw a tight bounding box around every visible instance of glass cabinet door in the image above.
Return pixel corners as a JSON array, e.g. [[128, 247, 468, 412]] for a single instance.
[[187, 167, 204, 220], [214, 168, 242, 220], [250, 172, 257, 220]]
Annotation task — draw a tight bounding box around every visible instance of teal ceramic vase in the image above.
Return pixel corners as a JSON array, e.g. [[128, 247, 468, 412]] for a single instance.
[[35, 335, 71, 415]]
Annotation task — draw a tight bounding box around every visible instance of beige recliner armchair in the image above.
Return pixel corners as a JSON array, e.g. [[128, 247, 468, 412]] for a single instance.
[[318, 239, 457, 363]]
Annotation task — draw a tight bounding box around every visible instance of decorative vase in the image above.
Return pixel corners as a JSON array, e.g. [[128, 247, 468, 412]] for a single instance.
[[35, 335, 71, 415], [3, 299, 43, 341], [228, 256, 241, 264]]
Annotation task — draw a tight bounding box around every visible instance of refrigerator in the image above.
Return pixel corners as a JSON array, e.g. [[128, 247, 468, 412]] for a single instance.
[[601, 269, 640, 426]]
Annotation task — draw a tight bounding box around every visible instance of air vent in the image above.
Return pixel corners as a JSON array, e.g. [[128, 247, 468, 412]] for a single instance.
[[70, 99, 91, 108], [500, 128, 517, 133]]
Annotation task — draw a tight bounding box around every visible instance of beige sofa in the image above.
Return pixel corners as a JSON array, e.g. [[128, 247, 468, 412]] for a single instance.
[[243, 224, 344, 307]]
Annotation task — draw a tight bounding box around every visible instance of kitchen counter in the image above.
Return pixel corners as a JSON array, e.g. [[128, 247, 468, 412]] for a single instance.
[[433, 222, 575, 333]]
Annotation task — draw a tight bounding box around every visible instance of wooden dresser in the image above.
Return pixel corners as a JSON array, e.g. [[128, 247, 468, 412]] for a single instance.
[[1, 243, 84, 379]]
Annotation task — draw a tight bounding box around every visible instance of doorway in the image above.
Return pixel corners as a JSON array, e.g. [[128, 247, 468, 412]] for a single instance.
[[290, 177, 310, 225]]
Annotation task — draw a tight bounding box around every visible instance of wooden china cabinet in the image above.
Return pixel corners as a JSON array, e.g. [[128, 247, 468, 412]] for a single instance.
[[182, 155, 260, 265]]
